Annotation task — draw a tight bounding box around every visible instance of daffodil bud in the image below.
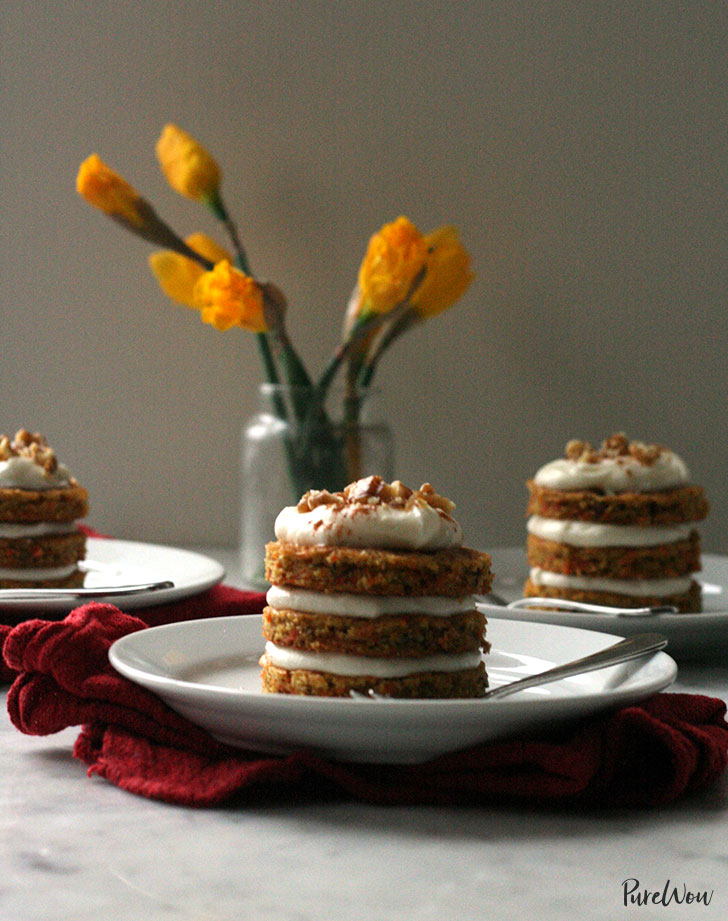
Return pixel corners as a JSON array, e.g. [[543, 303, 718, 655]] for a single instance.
[[155, 124, 221, 202], [76, 154, 145, 228]]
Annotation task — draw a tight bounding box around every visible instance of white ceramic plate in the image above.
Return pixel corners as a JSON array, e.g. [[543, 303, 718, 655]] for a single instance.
[[0, 538, 225, 614], [482, 547, 728, 659], [109, 615, 676, 764]]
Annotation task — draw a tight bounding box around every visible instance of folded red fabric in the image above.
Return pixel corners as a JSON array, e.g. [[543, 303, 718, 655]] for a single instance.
[[4, 603, 728, 808]]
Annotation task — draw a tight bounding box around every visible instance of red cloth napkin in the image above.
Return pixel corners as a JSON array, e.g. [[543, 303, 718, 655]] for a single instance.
[[4, 603, 728, 808]]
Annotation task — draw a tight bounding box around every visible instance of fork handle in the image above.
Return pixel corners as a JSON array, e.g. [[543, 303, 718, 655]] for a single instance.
[[484, 632, 668, 699]]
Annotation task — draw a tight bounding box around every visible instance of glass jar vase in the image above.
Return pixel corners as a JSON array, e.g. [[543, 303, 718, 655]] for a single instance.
[[240, 384, 394, 587]]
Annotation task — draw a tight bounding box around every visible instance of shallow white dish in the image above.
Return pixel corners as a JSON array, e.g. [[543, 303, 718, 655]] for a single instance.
[[483, 548, 728, 659], [0, 538, 225, 614], [109, 615, 676, 764]]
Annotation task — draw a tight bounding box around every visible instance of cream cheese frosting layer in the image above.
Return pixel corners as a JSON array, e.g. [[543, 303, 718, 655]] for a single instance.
[[533, 452, 689, 493], [266, 586, 474, 618], [0, 563, 78, 581], [529, 567, 692, 597], [264, 641, 482, 677], [0, 521, 78, 539], [0, 456, 73, 491], [527, 516, 693, 548], [274, 501, 463, 550]]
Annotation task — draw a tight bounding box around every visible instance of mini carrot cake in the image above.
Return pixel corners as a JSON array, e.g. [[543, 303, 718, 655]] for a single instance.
[[0, 430, 89, 588], [525, 434, 709, 612], [261, 476, 492, 698]]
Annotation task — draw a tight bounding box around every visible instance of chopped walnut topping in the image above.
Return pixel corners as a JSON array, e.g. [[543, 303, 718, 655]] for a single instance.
[[565, 439, 587, 461], [297, 489, 345, 513], [564, 433, 665, 466], [0, 429, 60, 472], [629, 441, 662, 466], [565, 439, 599, 463], [14, 429, 35, 447], [602, 432, 630, 457], [296, 476, 456, 518], [416, 482, 456, 515]]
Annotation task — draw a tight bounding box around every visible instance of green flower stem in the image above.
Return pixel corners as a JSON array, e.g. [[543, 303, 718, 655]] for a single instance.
[[355, 267, 425, 389], [358, 308, 418, 389], [255, 332, 281, 386], [209, 190, 313, 409], [314, 310, 384, 398], [278, 338, 312, 389], [114, 201, 215, 270], [344, 366, 363, 481], [208, 191, 251, 275], [254, 333, 310, 496]]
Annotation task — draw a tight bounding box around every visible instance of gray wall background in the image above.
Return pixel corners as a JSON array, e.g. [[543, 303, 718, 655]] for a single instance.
[[2, 1, 726, 552]]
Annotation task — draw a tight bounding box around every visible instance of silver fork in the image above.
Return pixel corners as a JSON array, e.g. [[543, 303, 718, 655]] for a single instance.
[[0, 580, 174, 601], [484, 632, 669, 699], [477, 593, 678, 618]]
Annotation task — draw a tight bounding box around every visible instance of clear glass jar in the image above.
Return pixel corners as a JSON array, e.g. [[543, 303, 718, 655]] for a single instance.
[[240, 384, 394, 587]]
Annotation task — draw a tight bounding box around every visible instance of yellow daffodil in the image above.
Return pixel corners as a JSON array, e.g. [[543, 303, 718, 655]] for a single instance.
[[193, 260, 267, 332], [148, 233, 231, 307], [357, 216, 428, 317], [155, 124, 221, 202], [76, 154, 145, 228], [409, 225, 474, 318]]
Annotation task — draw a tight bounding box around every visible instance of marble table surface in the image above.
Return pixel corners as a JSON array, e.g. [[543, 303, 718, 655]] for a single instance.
[[2, 546, 727, 921]]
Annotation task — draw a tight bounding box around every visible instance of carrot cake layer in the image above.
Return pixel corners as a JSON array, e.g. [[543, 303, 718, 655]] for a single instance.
[[263, 606, 488, 657], [265, 542, 492, 597], [526, 532, 701, 579], [260, 659, 487, 698], [0, 531, 87, 568], [527, 483, 708, 526]]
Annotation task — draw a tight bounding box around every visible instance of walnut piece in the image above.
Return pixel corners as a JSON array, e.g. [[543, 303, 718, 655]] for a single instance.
[[297, 475, 456, 518], [629, 441, 662, 466], [565, 439, 599, 463], [297, 489, 345, 513], [602, 432, 630, 456], [565, 439, 587, 460]]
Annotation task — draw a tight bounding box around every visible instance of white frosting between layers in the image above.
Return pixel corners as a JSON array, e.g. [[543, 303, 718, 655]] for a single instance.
[[266, 586, 474, 619], [529, 567, 692, 597], [263, 641, 482, 678], [0, 456, 73, 490], [533, 452, 690, 493], [0, 521, 78, 539], [0, 563, 78, 581], [527, 516, 693, 548], [274, 501, 463, 550]]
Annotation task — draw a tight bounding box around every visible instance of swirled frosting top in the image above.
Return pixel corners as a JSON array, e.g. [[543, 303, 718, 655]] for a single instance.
[[533, 433, 690, 493], [274, 476, 463, 549], [0, 430, 73, 490]]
